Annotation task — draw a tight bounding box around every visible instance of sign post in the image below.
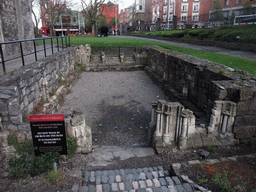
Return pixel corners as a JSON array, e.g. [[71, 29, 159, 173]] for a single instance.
[[29, 114, 67, 156]]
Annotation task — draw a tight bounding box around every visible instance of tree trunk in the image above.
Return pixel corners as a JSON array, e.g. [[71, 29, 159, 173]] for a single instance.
[[92, 24, 95, 34]]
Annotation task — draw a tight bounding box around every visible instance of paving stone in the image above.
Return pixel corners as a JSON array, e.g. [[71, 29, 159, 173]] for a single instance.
[[139, 172, 147, 180], [145, 188, 153, 192], [172, 163, 181, 170], [146, 172, 153, 180], [132, 181, 139, 190], [114, 169, 120, 175], [137, 189, 146, 192], [88, 185, 96, 192], [183, 183, 193, 192], [96, 177, 101, 184], [96, 184, 102, 192], [172, 176, 181, 185], [125, 182, 133, 190], [127, 174, 135, 182], [188, 160, 201, 165], [148, 167, 153, 172], [102, 176, 109, 184], [152, 187, 161, 192], [108, 170, 114, 176], [146, 179, 153, 187], [180, 175, 194, 184], [158, 171, 164, 177], [109, 175, 115, 183], [139, 180, 147, 188], [175, 185, 186, 192], [137, 168, 143, 173], [120, 169, 125, 174], [153, 178, 161, 187], [103, 184, 110, 192], [132, 168, 137, 174], [161, 186, 169, 192], [228, 156, 238, 161], [79, 186, 88, 192], [84, 171, 90, 182], [129, 190, 136, 192], [111, 183, 118, 191], [152, 171, 158, 179], [116, 175, 121, 182], [206, 159, 220, 164], [71, 184, 79, 192], [125, 169, 131, 174], [96, 171, 102, 177], [103, 170, 108, 176], [168, 185, 178, 192], [134, 172, 140, 180], [143, 167, 149, 172], [159, 178, 167, 185], [165, 177, 174, 185], [91, 171, 95, 177], [158, 166, 164, 171], [153, 167, 158, 171], [119, 183, 125, 191], [90, 176, 96, 183]]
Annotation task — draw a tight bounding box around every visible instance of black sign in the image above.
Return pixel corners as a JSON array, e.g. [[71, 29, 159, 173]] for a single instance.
[[29, 114, 67, 156]]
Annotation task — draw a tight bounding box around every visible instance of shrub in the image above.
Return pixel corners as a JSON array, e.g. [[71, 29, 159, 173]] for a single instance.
[[45, 170, 61, 183], [212, 170, 231, 192], [67, 135, 78, 157]]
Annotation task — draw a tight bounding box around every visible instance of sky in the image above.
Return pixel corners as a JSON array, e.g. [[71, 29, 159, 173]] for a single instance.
[[72, 0, 135, 12]]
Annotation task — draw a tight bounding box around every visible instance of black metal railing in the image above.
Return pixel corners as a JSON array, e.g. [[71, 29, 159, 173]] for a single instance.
[[0, 36, 70, 75]]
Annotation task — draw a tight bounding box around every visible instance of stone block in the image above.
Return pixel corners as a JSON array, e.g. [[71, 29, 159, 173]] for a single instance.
[[8, 99, 19, 116], [10, 115, 22, 125], [234, 126, 256, 139]]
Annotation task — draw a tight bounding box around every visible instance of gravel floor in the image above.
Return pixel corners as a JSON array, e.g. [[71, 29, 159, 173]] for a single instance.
[[59, 71, 169, 146]]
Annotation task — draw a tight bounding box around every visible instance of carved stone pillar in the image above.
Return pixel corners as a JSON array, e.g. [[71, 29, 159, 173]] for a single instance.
[[148, 101, 158, 146], [163, 104, 171, 145], [41, 79, 49, 102], [119, 53, 124, 63], [155, 100, 166, 137], [179, 110, 189, 149], [208, 101, 222, 133]]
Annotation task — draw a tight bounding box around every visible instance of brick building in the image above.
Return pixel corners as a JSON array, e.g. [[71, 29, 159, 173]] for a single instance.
[[129, 0, 256, 30], [100, 2, 119, 34]]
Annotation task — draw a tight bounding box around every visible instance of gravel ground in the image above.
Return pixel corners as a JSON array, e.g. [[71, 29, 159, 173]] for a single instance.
[[59, 71, 169, 146]]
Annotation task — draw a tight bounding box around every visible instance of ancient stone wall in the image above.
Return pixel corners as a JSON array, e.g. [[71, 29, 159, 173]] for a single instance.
[[143, 46, 256, 142], [0, 47, 76, 131], [0, 0, 34, 58]]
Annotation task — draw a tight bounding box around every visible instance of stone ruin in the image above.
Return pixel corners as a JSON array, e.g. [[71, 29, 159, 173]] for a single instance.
[[149, 100, 237, 153]]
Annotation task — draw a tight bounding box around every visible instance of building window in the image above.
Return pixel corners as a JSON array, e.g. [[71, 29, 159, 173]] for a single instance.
[[182, 5, 188, 12], [139, 5, 142, 10], [181, 16, 187, 21], [73, 17, 77, 23], [164, 7, 167, 15], [183, 0, 187, 2], [192, 15, 199, 21], [225, 0, 229, 5], [45, 13, 49, 19], [193, 5, 199, 12], [236, 0, 241, 4], [56, 17, 60, 22]]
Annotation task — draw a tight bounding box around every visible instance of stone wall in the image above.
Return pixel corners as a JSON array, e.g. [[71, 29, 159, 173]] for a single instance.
[[0, 0, 34, 58], [0, 47, 76, 131], [143, 46, 256, 142]]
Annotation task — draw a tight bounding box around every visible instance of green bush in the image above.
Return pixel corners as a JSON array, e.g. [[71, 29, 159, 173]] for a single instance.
[[45, 170, 61, 183], [67, 135, 78, 157], [212, 170, 231, 192]]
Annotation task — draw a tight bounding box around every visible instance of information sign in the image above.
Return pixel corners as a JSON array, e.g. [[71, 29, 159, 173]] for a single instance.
[[29, 114, 67, 156]]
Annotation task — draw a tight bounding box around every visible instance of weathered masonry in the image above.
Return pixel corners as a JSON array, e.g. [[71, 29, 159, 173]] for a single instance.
[[0, 44, 255, 158], [142, 46, 256, 151]]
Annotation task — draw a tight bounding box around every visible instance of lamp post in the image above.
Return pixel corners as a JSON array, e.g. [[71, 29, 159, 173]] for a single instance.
[[61, 16, 64, 36], [115, 5, 118, 35]]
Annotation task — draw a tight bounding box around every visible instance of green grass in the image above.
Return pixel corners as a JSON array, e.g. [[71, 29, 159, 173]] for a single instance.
[[69, 36, 256, 76]]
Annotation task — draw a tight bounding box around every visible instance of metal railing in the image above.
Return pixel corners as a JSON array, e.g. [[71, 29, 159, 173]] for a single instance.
[[0, 36, 70, 74]]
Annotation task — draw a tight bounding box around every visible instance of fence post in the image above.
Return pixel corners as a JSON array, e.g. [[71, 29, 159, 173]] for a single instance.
[[61, 37, 64, 50], [43, 39, 47, 57], [0, 44, 6, 74], [51, 38, 54, 54], [20, 42, 25, 66], [33, 40, 38, 61], [57, 37, 59, 52]]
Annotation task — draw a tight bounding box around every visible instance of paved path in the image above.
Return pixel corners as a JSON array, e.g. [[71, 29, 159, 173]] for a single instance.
[[114, 36, 256, 60]]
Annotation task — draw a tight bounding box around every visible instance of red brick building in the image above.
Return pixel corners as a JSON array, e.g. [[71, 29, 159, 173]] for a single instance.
[[100, 2, 119, 33], [131, 0, 256, 30]]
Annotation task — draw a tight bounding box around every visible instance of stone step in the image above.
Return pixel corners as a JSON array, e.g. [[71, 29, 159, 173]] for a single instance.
[[71, 166, 207, 192]]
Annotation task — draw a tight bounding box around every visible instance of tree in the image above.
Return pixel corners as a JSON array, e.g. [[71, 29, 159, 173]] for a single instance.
[[110, 17, 119, 27], [98, 15, 107, 27], [243, 1, 254, 15], [81, 0, 106, 34], [31, 0, 41, 38], [210, 0, 223, 21], [40, 0, 72, 36]]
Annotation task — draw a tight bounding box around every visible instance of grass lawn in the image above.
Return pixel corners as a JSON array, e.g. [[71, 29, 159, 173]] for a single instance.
[[70, 36, 256, 76]]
